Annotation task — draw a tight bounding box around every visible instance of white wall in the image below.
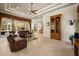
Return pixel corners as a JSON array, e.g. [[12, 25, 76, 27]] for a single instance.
[[42, 4, 78, 42]]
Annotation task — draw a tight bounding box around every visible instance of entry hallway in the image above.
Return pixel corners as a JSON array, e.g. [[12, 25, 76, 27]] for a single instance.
[[0, 32, 74, 56]]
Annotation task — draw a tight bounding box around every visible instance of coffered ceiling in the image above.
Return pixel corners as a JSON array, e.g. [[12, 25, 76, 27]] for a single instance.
[[0, 3, 52, 19], [0, 3, 76, 19], [9, 3, 51, 13]]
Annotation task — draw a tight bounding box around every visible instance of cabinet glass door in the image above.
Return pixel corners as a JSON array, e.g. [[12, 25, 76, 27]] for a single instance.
[[56, 17, 60, 33], [51, 18, 54, 32]]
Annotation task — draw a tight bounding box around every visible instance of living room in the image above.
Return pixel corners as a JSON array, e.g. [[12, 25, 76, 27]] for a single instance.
[[0, 3, 79, 56]]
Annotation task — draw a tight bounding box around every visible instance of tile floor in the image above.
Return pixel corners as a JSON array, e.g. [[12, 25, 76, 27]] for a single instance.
[[0, 32, 74, 56]]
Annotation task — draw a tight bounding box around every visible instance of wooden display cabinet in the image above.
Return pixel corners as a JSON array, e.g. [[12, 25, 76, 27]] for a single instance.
[[50, 14, 62, 40]]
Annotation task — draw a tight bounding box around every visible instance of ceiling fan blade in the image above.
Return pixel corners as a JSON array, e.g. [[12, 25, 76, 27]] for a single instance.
[[28, 3, 37, 15], [32, 11, 37, 14]]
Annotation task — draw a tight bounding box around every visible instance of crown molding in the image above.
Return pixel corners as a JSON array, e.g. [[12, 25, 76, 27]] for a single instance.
[[36, 3, 60, 13]]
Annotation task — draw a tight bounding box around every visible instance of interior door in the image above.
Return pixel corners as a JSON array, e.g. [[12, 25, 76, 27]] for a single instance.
[[50, 14, 61, 40]]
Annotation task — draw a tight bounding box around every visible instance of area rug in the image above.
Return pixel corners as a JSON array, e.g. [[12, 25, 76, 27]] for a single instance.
[[27, 37, 37, 42]]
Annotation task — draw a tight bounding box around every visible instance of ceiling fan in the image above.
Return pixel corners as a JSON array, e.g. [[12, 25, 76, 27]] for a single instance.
[[28, 3, 38, 14]]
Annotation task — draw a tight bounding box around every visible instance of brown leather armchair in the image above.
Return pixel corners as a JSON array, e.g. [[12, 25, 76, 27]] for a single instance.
[[7, 35, 27, 52]]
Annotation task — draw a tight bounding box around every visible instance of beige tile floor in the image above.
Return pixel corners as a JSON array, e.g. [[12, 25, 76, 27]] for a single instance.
[[0, 32, 74, 56]]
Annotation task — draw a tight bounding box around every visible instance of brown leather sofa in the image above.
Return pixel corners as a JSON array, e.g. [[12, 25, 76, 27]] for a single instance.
[[9, 31, 15, 34], [7, 35, 27, 52], [18, 31, 29, 38]]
